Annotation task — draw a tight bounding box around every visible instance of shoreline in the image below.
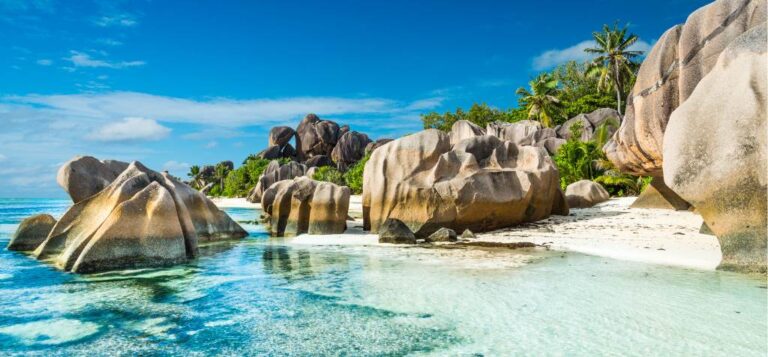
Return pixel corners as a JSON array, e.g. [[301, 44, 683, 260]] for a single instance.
[[213, 196, 721, 271]]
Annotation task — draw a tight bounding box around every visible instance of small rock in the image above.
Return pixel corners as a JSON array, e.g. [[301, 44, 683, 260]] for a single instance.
[[460, 229, 476, 239], [378, 219, 416, 244], [426, 228, 457, 242]]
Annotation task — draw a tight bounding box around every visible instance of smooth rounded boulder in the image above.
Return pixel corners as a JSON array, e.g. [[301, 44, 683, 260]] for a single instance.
[[260, 177, 350, 236], [33, 159, 248, 273], [331, 131, 372, 171], [296, 114, 341, 160], [663, 24, 767, 273], [247, 160, 307, 203], [378, 218, 416, 244], [268, 126, 296, 147], [57, 156, 129, 203], [363, 130, 568, 237], [604, 0, 766, 176], [7, 214, 57, 251], [565, 180, 610, 208]]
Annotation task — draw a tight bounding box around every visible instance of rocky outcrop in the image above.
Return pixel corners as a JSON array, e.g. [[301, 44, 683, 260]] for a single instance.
[[363, 130, 568, 237], [486, 120, 541, 146], [630, 177, 691, 210], [331, 131, 372, 171], [450, 120, 486, 145], [378, 218, 416, 244], [247, 160, 307, 203], [268, 126, 296, 147], [57, 156, 129, 203], [558, 108, 621, 142], [7, 214, 57, 251], [261, 177, 350, 236], [31, 160, 247, 273], [365, 138, 393, 154], [604, 0, 767, 176], [662, 24, 767, 273], [296, 114, 341, 161], [257, 144, 296, 160], [304, 155, 334, 168], [565, 180, 610, 208]]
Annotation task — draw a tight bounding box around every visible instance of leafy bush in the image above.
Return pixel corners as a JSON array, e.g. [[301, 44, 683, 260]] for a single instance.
[[554, 139, 601, 190], [312, 166, 346, 187], [421, 103, 527, 132], [343, 153, 369, 194]]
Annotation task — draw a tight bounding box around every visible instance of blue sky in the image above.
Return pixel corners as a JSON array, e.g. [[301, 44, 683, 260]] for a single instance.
[[0, 0, 708, 198]]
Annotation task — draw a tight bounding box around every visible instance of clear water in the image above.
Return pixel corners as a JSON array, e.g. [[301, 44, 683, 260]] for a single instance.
[[0, 198, 765, 356]]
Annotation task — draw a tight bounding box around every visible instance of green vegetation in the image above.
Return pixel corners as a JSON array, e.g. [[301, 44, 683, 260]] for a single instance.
[[421, 22, 640, 130], [585, 23, 643, 115], [515, 73, 564, 128], [312, 166, 346, 187], [189, 157, 291, 197], [553, 121, 648, 196], [343, 153, 369, 194]]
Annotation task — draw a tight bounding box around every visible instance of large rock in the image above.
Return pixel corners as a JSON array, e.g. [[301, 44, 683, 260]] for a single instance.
[[426, 227, 457, 242], [486, 120, 541, 146], [535, 137, 567, 156], [565, 180, 610, 208], [33, 160, 247, 273], [365, 138, 393, 154], [257, 144, 296, 160], [663, 24, 767, 273], [295, 114, 341, 161], [57, 156, 129, 203], [268, 126, 296, 147], [605, 0, 766, 176], [630, 176, 691, 210], [450, 120, 486, 145], [261, 177, 350, 236], [304, 155, 334, 168], [557, 108, 621, 142], [378, 218, 416, 244], [331, 131, 372, 171], [7, 214, 57, 251], [363, 130, 568, 237], [246, 161, 307, 203]]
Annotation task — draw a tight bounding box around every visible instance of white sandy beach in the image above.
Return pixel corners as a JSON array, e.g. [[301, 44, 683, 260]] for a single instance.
[[214, 195, 721, 271]]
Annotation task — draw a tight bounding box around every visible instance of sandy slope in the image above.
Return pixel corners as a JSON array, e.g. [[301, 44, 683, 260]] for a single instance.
[[213, 195, 722, 270]]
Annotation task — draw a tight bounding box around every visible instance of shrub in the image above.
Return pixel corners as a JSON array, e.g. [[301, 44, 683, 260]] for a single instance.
[[343, 153, 370, 194], [312, 166, 346, 187]]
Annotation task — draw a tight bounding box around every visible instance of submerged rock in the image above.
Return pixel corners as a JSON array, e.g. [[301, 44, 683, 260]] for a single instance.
[[378, 218, 416, 244], [261, 177, 350, 236], [7, 214, 57, 251], [565, 180, 610, 208], [663, 24, 767, 273], [33, 160, 247, 273], [363, 130, 568, 237]]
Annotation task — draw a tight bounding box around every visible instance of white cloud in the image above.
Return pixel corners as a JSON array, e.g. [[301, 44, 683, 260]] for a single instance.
[[4, 91, 425, 127], [88, 117, 171, 141], [36, 59, 52, 66], [532, 40, 652, 70], [162, 160, 190, 176], [94, 14, 137, 27], [65, 51, 145, 69], [205, 141, 218, 148], [405, 97, 443, 111]]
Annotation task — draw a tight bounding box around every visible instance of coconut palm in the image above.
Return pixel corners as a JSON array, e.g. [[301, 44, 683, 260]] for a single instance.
[[187, 165, 201, 188], [585, 23, 644, 115], [515, 73, 563, 128]]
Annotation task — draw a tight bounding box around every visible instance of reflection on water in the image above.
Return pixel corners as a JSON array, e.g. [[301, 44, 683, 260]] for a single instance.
[[0, 199, 765, 356]]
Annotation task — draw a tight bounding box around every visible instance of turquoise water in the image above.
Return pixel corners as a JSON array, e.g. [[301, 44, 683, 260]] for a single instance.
[[0, 198, 765, 356]]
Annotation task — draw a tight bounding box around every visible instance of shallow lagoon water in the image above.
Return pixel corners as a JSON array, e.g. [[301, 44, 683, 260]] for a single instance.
[[0, 199, 765, 355]]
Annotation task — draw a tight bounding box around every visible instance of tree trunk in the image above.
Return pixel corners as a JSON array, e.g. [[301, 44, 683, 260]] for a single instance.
[[614, 61, 623, 116]]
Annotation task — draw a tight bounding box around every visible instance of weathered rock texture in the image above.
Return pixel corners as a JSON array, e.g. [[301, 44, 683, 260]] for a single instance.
[[605, 0, 766, 176], [450, 120, 486, 145], [365, 138, 393, 154], [261, 177, 350, 236], [32, 160, 247, 273], [331, 131, 372, 171], [268, 126, 296, 147], [7, 214, 57, 251], [630, 177, 691, 210], [247, 161, 307, 203], [378, 218, 417, 244], [296, 114, 341, 161], [363, 130, 568, 237], [565, 180, 610, 209], [663, 24, 767, 273], [558, 108, 621, 142], [57, 156, 129, 203]]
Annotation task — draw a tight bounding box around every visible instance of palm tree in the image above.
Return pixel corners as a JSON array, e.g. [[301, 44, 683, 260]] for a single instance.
[[187, 165, 201, 188], [585, 23, 644, 115], [214, 163, 229, 192], [515, 73, 563, 128]]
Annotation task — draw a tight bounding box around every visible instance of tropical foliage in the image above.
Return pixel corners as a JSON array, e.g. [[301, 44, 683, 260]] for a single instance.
[[421, 103, 527, 131], [343, 153, 369, 194], [585, 23, 643, 115], [312, 166, 346, 187], [189, 157, 291, 198], [515, 73, 563, 128]]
